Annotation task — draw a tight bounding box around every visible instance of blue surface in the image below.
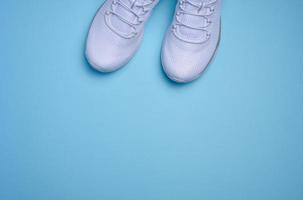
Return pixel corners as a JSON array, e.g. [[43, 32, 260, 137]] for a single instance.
[[1, 0, 303, 199]]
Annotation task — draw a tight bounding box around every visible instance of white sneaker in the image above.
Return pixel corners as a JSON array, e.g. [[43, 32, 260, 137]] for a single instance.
[[161, 0, 221, 83], [86, 0, 159, 72]]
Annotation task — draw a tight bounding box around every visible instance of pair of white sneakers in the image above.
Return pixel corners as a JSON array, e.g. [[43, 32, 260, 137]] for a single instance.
[[86, 0, 221, 83]]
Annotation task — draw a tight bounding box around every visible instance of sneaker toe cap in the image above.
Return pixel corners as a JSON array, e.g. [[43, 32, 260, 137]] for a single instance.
[[86, 45, 127, 72], [161, 47, 209, 83]]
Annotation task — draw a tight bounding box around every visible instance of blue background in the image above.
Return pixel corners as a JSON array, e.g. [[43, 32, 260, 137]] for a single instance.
[[1, 0, 303, 199]]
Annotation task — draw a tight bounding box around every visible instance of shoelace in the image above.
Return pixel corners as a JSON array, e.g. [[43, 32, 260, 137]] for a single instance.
[[105, 0, 155, 38], [173, 0, 217, 44]]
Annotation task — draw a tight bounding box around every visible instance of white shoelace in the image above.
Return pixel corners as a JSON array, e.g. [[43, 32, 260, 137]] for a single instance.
[[105, 0, 155, 38], [173, 0, 217, 44]]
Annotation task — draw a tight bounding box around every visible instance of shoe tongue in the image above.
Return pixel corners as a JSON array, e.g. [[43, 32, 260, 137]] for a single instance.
[[110, 0, 145, 35], [180, 14, 208, 28], [182, 0, 215, 12], [187, 0, 214, 4], [178, 0, 211, 41], [188, 0, 202, 4], [178, 26, 208, 42]]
